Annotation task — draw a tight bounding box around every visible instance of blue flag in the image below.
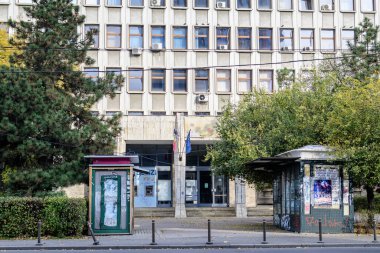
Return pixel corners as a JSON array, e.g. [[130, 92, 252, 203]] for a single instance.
[[185, 130, 191, 154]]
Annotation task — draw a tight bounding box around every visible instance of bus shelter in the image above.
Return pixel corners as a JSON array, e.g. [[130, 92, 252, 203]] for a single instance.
[[246, 145, 354, 233]]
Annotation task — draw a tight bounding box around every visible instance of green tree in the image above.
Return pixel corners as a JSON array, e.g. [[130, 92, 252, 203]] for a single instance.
[[0, 0, 122, 195], [0, 30, 12, 66]]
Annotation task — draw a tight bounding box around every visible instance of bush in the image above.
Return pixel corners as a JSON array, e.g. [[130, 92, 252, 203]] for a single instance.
[[354, 194, 380, 213], [0, 197, 87, 238]]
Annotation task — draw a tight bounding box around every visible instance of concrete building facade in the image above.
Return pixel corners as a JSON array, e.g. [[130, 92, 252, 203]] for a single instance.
[[1, 0, 378, 216]]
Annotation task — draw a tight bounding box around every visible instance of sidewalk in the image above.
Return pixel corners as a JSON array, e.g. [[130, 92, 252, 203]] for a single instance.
[[0, 217, 379, 250]]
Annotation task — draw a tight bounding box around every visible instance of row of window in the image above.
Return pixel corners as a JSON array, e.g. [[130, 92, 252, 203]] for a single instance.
[[85, 24, 355, 51], [84, 68, 278, 93]]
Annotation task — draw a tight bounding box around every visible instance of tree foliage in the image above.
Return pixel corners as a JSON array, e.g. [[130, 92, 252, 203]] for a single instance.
[[0, 30, 12, 66], [0, 0, 122, 195]]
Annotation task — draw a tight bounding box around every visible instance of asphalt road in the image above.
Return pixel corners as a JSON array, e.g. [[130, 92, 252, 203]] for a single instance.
[[2, 248, 379, 253]]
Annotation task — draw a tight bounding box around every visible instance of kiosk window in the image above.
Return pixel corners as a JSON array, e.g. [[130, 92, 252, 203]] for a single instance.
[[145, 185, 154, 196]]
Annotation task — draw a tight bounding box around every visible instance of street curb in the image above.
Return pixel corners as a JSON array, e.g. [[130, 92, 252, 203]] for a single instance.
[[0, 243, 379, 250]]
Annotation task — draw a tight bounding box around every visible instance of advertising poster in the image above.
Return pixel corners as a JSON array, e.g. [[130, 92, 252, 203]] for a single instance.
[[313, 179, 332, 207], [303, 177, 310, 214]]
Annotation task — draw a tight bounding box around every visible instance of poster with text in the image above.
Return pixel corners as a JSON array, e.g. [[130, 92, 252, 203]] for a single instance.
[[313, 179, 332, 207]]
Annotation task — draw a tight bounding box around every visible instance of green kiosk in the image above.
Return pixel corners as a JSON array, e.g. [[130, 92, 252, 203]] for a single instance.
[[86, 155, 143, 235]]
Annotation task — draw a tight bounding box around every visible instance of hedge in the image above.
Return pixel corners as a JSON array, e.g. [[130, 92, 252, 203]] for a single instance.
[[0, 197, 87, 238], [354, 195, 380, 213]]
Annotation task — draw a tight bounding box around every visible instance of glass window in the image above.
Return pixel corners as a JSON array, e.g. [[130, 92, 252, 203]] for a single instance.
[[173, 0, 186, 7], [129, 69, 144, 91], [129, 26, 143, 48], [195, 27, 209, 49], [85, 25, 99, 48], [320, 29, 335, 51], [0, 23, 8, 33], [340, 0, 354, 11], [237, 0, 250, 8], [320, 0, 334, 10], [258, 0, 271, 9], [106, 67, 122, 91], [216, 27, 230, 49], [130, 0, 143, 6], [84, 67, 99, 81], [215, 0, 230, 8], [173, 69, 187, 92], [151, 69, 165, 92], [238, 28, 252, 50], [361, 0, 374, 12], [106, 25, 121, 48], [216, 69, 231, 92], [259, 70, 273, 93], [278, 0, 292, 9], [341, 29, 354, 50], [300, 29, 314, 51], [173, 27, 187, 49], [194, 0, 208, 7], [279, 28, 293, 51], [107, 0, 121, 5], [259, 28, 272, 50], [299, 0, 313, 10], [85, 0, 100, 4], [151, 26, 165, 48], [195, 69, 209, 92], [128, 111, 144, 115], [238, 70, 252, 93]]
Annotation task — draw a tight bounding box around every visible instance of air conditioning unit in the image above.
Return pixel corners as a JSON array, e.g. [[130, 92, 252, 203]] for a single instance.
[[303, 46, 311, 51], [151, 43, 163, 51], [197, 94, 209, 103], [217, 44, 228, 50], [216, 1, 226, 8], [131, 47, 142, 55], [320, 4, 331, 11], [281, 46, 289, 51], [150, 0, 162, 7]]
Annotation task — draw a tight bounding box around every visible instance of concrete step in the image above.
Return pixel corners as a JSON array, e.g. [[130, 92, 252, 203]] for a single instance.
[[247, 205, 273, 217], [186, 207, 236, 217], [256, 197, 274, 205], [134, 208, 175, 218]]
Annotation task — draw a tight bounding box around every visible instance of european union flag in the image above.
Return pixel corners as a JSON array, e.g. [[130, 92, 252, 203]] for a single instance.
[[185, 130, 191, 154]]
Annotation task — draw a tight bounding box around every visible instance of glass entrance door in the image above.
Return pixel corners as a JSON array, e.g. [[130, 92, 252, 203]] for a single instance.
[[199, 171, 213, 205], [212, 175, 228, 207]]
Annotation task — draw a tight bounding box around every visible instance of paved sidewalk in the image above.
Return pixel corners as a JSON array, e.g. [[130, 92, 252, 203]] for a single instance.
[[0, 217, 379, 250]]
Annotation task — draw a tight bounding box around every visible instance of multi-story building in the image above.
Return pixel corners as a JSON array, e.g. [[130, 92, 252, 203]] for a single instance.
[[1, 0, 378, 217]]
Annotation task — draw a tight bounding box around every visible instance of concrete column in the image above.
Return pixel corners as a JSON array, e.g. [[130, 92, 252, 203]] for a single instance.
[[174, 113, 186, 218], [235, 177, 247, 218]]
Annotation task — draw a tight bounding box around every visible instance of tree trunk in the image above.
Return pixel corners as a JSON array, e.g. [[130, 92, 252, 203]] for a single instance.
[[365, 185, 374, 210]]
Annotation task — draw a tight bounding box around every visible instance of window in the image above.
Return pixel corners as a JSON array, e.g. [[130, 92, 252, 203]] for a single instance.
[[85, 25, 99, 48], [107, 68, 122, 91], [361, 0, 375, 12], [71, 0, 78, 4], [195, 27, 209, 49], [173, 69, 187, 92], [130, 0, 143, 6], [151, 26, 165, 48], [216, 27, 230, 49], [320, 29, 335, 51], [84, 67, 99, 81], [278, 0, 292, 9], [194, 0, 208, 7], [258, 0, 271, 9], [106, 25, 121, 48], [320, 0, 334, 10], [85, 0, 100, 4], [129, 69, 144, 91], [238, 70, 252, 93], [300, 29, 314, 51], [151, 111, 166, 115], [173, 27, 187, 49], [299, 0, 313, 10], [259, 70, 273, 93], [151, 69, 165, 92], [145, 186, 154, 196], [279, 28, 294, 51], [215, 0, 230, 8], [128, 111, 144, 115], [195, 112, 210, 116], [216, 69, 231, 92], [173, 0, 186, 7], [341, 30, 354, 50], [18, 0, 33, 4], [259, 28, 272, 50], [237, 0, 250, 9], [340, 0, 354, 11], [129, 26, 143, 48], [0, 23, 9, 34], [107, 0, 121, 5], [278, 69, 295, 89], [195, 69, 209, 92], [238, 28, 252, 50]]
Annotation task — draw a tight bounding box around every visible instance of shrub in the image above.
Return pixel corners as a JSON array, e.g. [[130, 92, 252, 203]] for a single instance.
[[354, 195, 380, 213], [0, 197, 87, 238]]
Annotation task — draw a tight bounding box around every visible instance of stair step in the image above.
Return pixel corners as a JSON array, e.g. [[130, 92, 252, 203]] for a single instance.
[[247, 206, 273, 217], [134, 208, 175, 218]]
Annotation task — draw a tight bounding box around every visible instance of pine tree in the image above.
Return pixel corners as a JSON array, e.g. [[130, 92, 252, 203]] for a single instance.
[[1, 0, 122, 195]]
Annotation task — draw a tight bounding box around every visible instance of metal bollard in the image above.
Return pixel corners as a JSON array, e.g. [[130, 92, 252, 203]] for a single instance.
[[150, 220, 157, 245], [317, 218, 323, 243], [36, 220, 43, 246], [373, 219, 378, 243], [206, 219, 213, 244], [87, 221, 100, 245], [261, 219, 268, 244]]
